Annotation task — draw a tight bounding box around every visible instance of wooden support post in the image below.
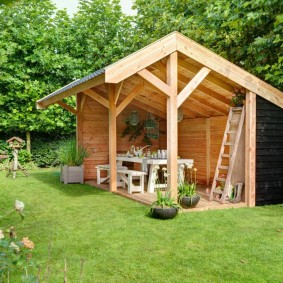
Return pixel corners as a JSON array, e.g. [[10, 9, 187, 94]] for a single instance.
[[206, 118, 211, 185], [167, 52, 178, 200], [108, 84, 117, 191], [245, 91, 256, 207], [76, 94, 83, 145]]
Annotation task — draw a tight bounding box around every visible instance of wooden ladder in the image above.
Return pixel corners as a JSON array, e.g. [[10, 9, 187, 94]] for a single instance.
[[209, 107, 245, 202]]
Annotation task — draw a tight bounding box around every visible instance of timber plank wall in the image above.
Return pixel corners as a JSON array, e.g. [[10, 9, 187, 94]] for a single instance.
[[256, 96, 283, 205], [79, 95, 227, 183]]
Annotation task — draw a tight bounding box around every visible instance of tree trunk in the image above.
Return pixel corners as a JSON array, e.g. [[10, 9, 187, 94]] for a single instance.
[[26, 131, 31, 153]]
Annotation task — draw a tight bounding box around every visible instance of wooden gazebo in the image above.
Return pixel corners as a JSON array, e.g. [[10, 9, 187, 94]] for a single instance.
[[37, 32, 283, 207]]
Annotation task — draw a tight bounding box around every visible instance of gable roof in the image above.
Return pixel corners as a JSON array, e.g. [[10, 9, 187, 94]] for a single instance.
[[37, 31, 283, 113], [105, 32, 283, 107]]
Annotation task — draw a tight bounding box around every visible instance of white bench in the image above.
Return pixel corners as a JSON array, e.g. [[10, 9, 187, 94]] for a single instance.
[[95, 164, 128, 187], [117, 169, 147, 194]]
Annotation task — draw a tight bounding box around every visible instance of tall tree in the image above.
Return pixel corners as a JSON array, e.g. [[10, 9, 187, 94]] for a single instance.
[[0, 0, 79, 146], [132, 0, 283, 90], [69, 0, 134, 75]]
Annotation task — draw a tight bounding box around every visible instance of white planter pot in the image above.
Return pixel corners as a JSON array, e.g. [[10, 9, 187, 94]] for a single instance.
[[60, 165, 84, 184]]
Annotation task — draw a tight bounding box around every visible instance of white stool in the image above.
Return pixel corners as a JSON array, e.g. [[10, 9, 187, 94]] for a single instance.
[[117, 170, 147, 194], [95, 165, 128, 187]]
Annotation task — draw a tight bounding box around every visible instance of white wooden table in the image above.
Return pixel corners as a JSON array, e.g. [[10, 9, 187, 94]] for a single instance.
[[116, 156, 193, 193]]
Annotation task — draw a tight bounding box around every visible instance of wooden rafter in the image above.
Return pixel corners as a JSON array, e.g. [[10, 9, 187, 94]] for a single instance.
[[116, 84, 144, 116], [178, 73, 230, 106], [177, 67, 211, 108], [37, 74, 105, 109], [182, 99, 211, 117], [105, 33, 177, 83], [56, 100, 77, 115], [83, 89, 109, 109], [178, 59, 233, 94], [126, 99, 167, 120], [176, 32, 283, 108], [138, 69, 170, 96], [189, 93, 228, 115]]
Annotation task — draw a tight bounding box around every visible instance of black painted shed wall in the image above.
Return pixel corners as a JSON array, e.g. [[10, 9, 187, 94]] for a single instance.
[[256, 96, 283, 205]]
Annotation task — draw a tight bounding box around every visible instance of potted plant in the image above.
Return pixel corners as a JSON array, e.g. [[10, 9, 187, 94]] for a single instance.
[[150, 190, 181, 219], [231, 87, 246, 107], [178, 166, 200, 208], [149, 166, 180, 219], [59, 139, 89, 184]]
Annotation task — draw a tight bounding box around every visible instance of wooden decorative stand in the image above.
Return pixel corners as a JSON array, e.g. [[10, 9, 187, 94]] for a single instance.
[[6, 137, 28, 179]]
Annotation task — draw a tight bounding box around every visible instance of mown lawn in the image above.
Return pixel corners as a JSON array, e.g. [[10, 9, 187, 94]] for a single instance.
[[0, 168, 282, 282]]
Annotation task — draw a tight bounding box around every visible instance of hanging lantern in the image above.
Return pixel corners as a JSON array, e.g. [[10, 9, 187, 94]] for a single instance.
[[129, 110, 139, 126], [178, 107, 184, 122], [145, 112, 159, 139]]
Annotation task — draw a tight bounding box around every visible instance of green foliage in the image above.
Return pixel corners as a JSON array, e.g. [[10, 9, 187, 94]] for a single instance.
[[178, 166, 198, 198], [132, 0, 283, 91], [0, 200, 37, 281], [58, 139, 89, 166], [68, 0, 134, 75], [121, 119, 153, 145], [178, 182, 197, 198], [31, 138, 62, 168], [150, 190, 180, 210], [0, 0, 77, 135]]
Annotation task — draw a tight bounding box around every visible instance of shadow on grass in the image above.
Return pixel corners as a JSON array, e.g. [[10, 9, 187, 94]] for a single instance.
[[30, 169, 112, 198]]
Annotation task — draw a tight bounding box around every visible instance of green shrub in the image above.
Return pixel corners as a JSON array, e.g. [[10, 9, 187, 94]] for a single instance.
[[59, 139, 89, 166], [31, 139, 61, 167]]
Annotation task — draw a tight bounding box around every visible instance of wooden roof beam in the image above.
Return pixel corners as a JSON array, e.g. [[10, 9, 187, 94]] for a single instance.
[[176, 32, 283, 107], [83, 89, 109, 109], [178, 59, 233, 94], [79, 93, 86, 113], [114, 81, 124, 104], [37, 74, 105, 109], [116, 84, 144, 116], [182, 99, 211, 117], [138, 69, 170, 96], [177, 67, 211, 108], [189, 93, 229, 115], [56, 100, 77, 115], [105, 33, 177, 83], [178, 73, 230, 106]]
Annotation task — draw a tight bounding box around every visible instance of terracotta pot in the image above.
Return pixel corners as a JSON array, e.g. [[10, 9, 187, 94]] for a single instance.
[[180, 195, 200, 208], [151, 207, 178, 220]]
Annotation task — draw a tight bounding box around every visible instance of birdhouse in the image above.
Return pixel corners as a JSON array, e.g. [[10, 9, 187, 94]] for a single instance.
[[6, 137, 25, 149]]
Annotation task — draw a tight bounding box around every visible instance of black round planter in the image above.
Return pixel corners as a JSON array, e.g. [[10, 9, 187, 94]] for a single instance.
[[151, 207, 178, 220], [180, 195, 200, 208]]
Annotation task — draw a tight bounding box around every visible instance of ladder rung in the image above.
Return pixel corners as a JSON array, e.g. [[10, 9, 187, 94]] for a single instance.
[[219, 165, 229, 170], [227, 131, 236, 134], [213, 189, 224, 194], [232, 107, 243, 111], [222, 154, 230, 158], [224, 142, 234, 146], [229, 119, 238, 123], [216, 177, 226, 182]]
